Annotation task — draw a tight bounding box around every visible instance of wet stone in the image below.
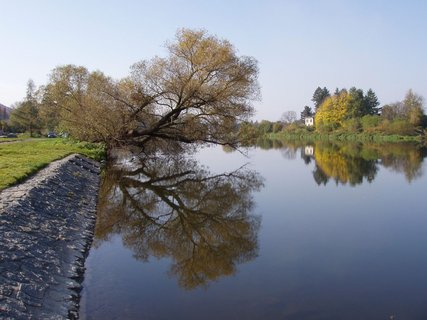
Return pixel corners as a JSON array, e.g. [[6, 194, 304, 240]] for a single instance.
[[0, 154, 100, 319]]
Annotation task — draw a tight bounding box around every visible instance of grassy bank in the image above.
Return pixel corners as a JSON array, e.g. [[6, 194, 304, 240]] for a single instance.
[[266, 131, 423, 143], [0, 139, 105, 190], [0, 138, 22, 143]]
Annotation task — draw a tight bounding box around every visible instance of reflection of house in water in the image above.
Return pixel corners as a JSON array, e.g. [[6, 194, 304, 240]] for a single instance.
[[301, 144, 315, 164], [304, 146, 314, 156]]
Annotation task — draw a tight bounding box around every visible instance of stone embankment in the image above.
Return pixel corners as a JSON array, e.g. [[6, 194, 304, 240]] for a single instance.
[[0, 155, 101, 319]]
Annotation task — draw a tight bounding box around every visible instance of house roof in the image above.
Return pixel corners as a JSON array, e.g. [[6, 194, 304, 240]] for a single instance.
[[0, 103, 12, 120], [0, 103, 11, 110]]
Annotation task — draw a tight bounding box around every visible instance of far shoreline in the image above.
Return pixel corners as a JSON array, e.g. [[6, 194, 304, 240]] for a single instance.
[[264, 131, 425, 144]]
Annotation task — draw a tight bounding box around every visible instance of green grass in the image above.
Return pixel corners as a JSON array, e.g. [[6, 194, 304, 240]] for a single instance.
[[0, 138, 106, 190], [0, 138, 22, 143]]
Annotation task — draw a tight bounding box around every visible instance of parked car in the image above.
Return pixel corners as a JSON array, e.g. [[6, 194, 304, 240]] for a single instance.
[[47, 132, 57, 138], [6, 133, 18, 138]]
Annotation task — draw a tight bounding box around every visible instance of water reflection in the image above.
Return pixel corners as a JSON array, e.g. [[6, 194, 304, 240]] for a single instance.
[[94, 153, 263, 289], [257, 139, 427, 185]]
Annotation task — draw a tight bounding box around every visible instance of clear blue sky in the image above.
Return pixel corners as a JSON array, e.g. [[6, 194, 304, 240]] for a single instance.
[[1, 0, 426, 120]]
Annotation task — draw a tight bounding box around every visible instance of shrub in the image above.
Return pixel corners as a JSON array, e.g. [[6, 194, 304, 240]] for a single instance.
[[361, 115, 381, 131], [272, 122, 283, 133], [380, 119, 416, 135], [316, 121, 338, 133], [282, 122, 304, 133], [342, 118, 361, 133]]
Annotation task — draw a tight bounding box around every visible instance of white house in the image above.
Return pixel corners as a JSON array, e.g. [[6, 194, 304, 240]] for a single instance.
[[304, 116, 314, 126]]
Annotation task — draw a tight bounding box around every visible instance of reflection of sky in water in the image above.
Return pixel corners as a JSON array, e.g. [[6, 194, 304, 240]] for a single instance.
[[81, 144, 427, 320]]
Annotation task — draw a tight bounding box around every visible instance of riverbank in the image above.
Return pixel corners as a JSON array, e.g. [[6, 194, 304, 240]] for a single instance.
[[266, 131, 424, 143], [0, 154, 101, 319], [0, 139, 105, 190]]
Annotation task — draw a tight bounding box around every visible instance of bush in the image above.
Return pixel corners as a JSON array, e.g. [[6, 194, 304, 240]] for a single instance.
[[361, 115, 381, 131], [342, 118, 361, 133], [282, 122, 304, 133], [272, 122, 283, 133], [379, 119, 416, 135], [316, 122, 338, 133]]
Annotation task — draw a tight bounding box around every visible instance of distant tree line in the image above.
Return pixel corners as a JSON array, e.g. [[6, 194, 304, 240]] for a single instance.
[[239, 86, 426, 142], [316, 87, 425, 135]]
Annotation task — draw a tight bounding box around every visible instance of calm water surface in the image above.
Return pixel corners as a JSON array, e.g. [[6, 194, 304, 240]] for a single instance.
[[80, 141, 427, 319]]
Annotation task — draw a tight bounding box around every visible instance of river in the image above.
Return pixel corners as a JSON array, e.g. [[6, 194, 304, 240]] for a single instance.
[[80, 140, 427, 319]]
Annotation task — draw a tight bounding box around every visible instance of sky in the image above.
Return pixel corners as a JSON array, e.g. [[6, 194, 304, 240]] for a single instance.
[[1, 0, 426, 120]]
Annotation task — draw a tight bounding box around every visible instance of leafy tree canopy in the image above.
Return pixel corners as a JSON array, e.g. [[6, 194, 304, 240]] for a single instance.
[[315, 87, 382, 130], [41, 29, 260, 151], [315, 91, 349, 129]]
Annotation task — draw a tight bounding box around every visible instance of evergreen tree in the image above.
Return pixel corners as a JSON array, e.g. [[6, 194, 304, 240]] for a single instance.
[[300, 105, 313, 121], [312, 87, 330, 111], [364, 89, 380, 115]]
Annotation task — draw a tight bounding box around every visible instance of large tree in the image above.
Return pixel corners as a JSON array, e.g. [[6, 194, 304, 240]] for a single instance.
[[44, 29, 260, 151], [315, 91, 349, 129]]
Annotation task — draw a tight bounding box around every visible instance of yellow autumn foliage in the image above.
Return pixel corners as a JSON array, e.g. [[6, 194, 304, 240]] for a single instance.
[[315, 91, 350, 128]]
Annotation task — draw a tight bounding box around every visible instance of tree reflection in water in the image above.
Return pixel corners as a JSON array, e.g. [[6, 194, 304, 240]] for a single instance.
[[256, 138, 427, 185], [311, 142, 426, 185], [94, 152, 263, 289], [312, 143, 379, 186]]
